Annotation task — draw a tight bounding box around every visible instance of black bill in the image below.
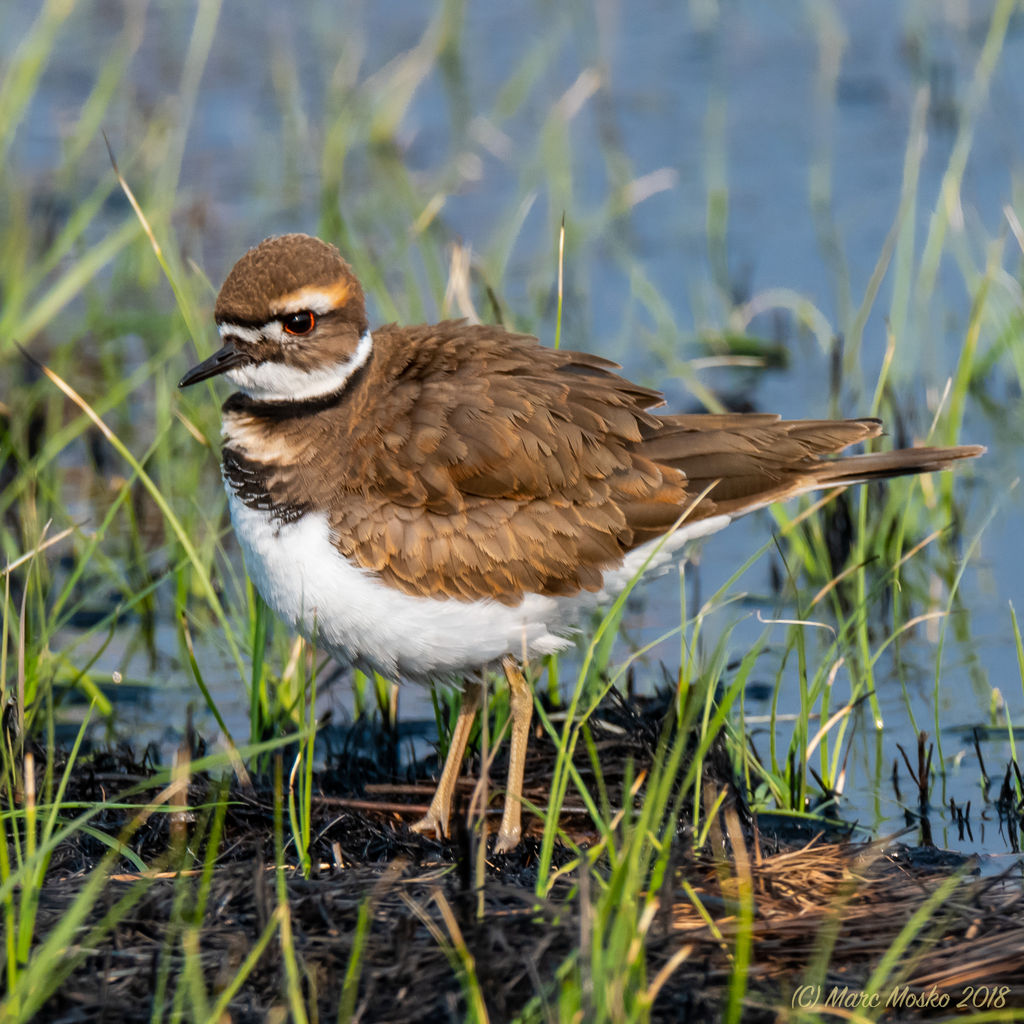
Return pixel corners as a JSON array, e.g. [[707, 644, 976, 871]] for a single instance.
[[178, 341, 248, 388]]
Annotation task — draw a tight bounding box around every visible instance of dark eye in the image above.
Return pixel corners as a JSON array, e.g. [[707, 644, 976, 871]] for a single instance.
[[282, 311, 316, 335]]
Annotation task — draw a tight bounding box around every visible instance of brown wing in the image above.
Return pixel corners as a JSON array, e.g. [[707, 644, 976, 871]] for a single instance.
[[321, 322, 981, 604], [328, 323, 685, 602]]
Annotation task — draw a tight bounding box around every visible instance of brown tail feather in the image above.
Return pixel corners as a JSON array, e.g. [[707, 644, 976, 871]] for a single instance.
[[810, 444, 986, 486], [632, 413, 981, 531], [675, 428, 983, 520], [721, 442, 986, 518]]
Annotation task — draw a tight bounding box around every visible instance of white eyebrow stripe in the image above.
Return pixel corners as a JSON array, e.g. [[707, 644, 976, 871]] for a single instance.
[[218, 321, 288, 344], [219, 323, 262, 344]]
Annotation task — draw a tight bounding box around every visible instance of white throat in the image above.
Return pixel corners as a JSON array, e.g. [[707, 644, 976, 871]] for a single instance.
[[226, 327, 373, 403]]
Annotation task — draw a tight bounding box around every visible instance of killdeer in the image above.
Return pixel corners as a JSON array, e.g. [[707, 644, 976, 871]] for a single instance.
[[180, 233, 983, 852]]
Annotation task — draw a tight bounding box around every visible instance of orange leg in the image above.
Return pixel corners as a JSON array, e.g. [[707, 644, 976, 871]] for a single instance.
[[411, 680, 481, 839], [494, 656, 534, 853]]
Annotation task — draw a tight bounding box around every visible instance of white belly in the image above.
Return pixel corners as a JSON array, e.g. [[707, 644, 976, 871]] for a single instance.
[[226, 491, 731, 682]]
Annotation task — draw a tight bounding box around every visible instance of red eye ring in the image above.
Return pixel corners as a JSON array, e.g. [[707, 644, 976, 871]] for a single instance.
[[282, 311, 316, 335]]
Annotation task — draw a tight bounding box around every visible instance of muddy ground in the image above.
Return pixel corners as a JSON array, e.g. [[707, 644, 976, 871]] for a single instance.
[[21, 692, 1024, 1021]]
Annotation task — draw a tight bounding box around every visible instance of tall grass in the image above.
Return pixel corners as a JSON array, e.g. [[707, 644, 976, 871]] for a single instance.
[[0, 0, 1014, 1020]]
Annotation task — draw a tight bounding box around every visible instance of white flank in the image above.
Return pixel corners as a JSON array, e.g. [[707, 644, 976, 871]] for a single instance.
[[225, 328, 373, 402], [226, 495, 732, 682]]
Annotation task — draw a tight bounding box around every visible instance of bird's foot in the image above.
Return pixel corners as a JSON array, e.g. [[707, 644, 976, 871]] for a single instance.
[[492, 823, 521, 855], [409, 809, 448, 841]]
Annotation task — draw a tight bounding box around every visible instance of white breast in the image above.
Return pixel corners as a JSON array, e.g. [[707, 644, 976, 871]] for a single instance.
[[225, 489, 731, 682]]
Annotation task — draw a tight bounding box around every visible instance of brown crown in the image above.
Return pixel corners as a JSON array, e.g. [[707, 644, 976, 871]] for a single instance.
[[214, 234, 366, 327]]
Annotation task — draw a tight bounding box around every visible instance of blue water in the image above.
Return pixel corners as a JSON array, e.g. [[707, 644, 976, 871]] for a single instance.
[[8, 0, 1023, 860]]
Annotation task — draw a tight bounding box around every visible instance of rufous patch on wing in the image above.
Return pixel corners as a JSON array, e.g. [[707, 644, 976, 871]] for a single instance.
[[274, 279, 352, 316]]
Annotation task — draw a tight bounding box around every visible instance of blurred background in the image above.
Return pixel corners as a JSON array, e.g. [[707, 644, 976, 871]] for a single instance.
[[2, 0, 1022, 854]]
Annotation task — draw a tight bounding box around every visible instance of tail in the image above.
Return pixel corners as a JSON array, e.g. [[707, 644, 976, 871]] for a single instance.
[[647, 416, 984, 519], [809, 443, 986, 488]]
